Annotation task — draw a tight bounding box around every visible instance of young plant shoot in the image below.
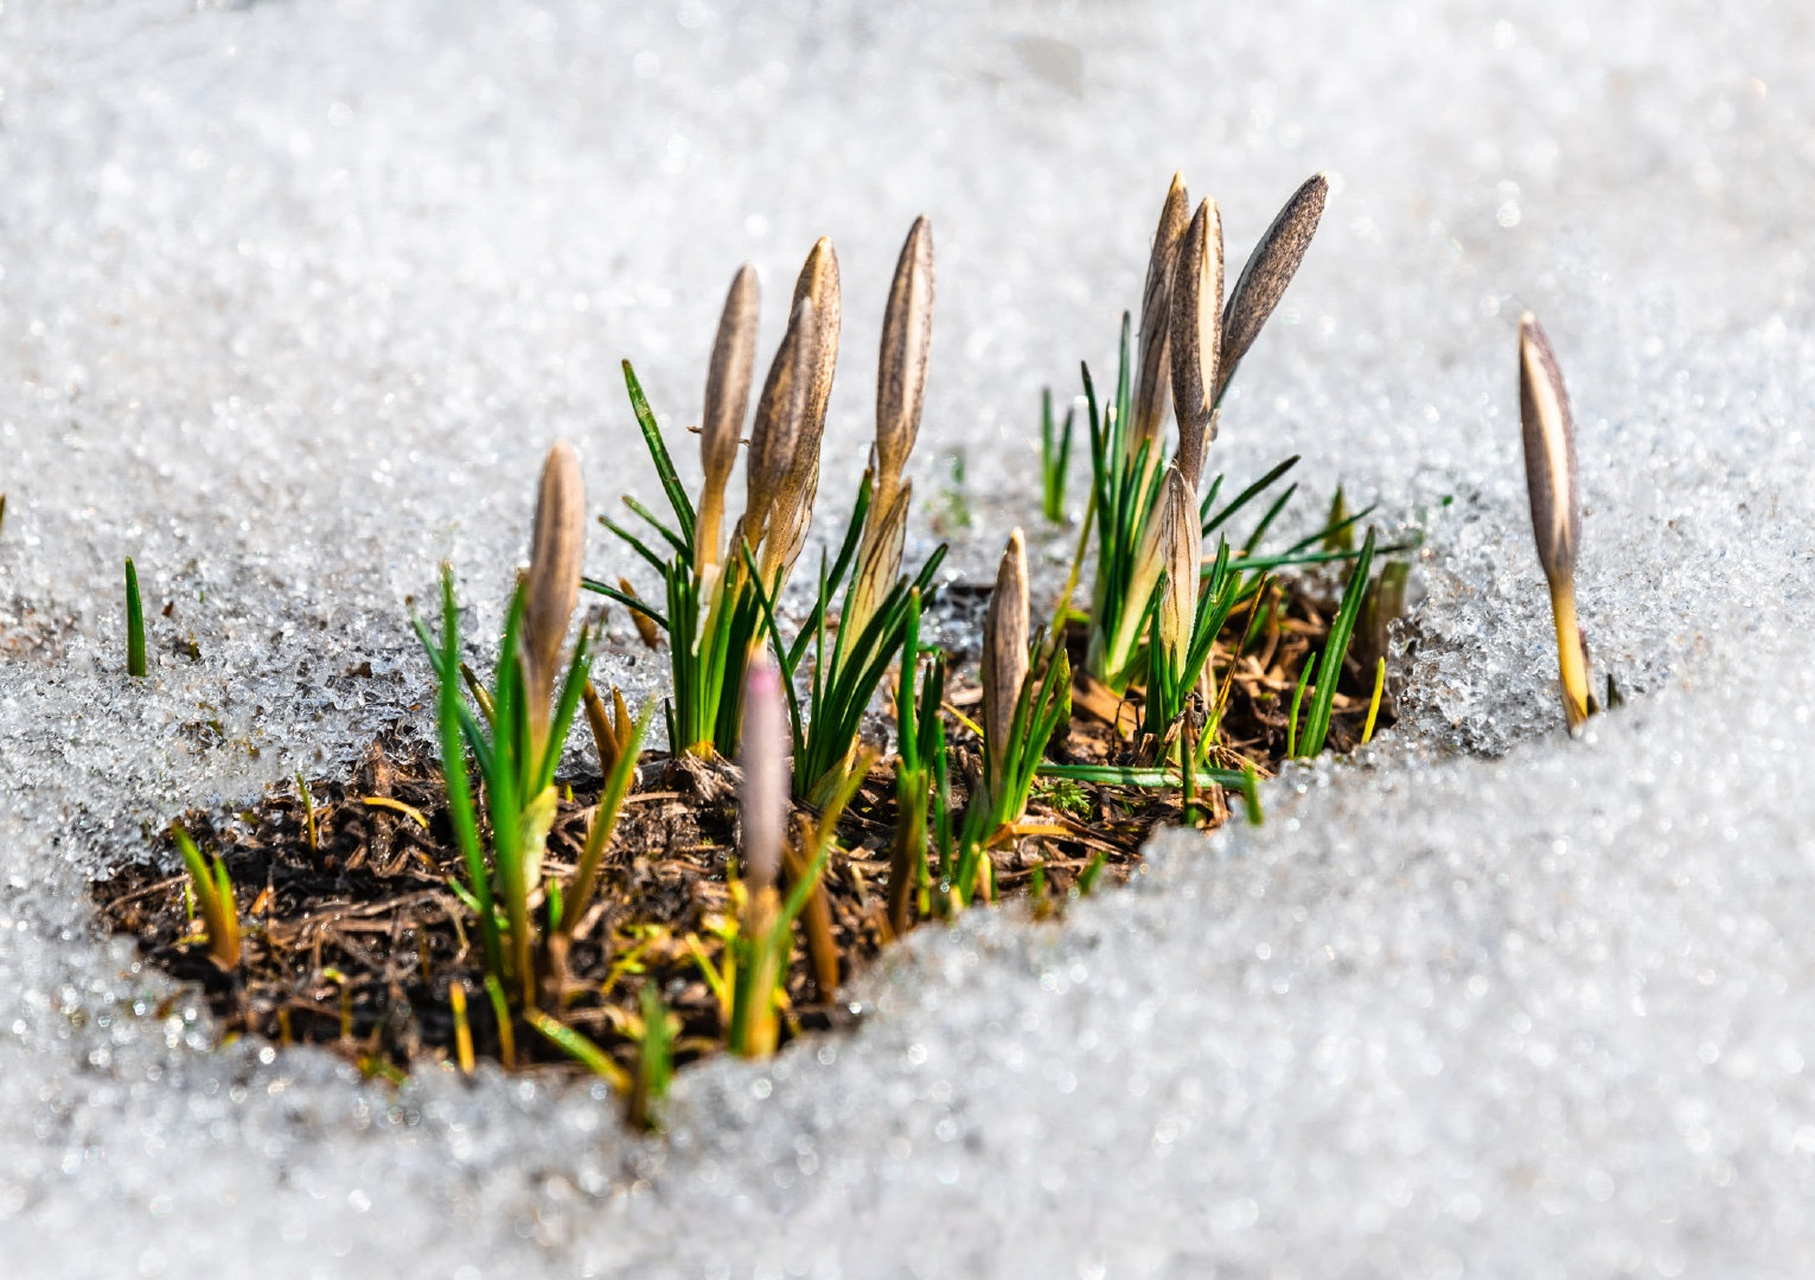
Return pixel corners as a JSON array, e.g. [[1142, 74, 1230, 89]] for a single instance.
[[173, 825, 240, 969], [125, 557, 147, 678], [1082, 172, 1337, 693], [760, 218, 947, 805], [415, 442, 647, 1017], [1518, 312, 1592, 731], [951, 530, 1072, 909], [592, 241, 843, 759]]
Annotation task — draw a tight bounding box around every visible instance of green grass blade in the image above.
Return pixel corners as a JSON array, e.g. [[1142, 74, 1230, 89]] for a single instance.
[[621, 360, 695, 545], [125, 558, 146, 677], [1300, 528, 1377, 756], [1202, 455, 1301, 535]]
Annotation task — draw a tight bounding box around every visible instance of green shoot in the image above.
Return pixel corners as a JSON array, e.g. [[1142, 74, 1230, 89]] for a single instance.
[[172, 824, 240, 968], [886, 598, 946, 936], [628, 981, 677, 1130], [1040, 388, 1075, 523], [1295, 528, 1377, 758], [527, 1009, 630, 1090], [413, 443, 624, 1020], [1361, 657, 1386, 746], [1286, 663, 1312, 759], [125, 557, 146, 678]]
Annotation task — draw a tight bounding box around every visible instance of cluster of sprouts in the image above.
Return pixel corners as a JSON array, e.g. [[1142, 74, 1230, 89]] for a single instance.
[[144, 171, 1614, 1125]]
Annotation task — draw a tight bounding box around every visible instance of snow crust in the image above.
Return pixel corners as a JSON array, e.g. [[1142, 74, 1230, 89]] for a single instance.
[[4, 0, 1814, 1274]]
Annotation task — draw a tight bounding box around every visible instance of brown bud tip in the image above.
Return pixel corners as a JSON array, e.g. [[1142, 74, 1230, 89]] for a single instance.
[[1518, 312, 1581, 584], [1132, 173, 1191, 451], [790, 237, 842, 460], [701, 263, 760, 493], [875, 217, 935, 508], [739, 656, 789, 891], [524, 441, 586, 706], [1218, 172, 1328, 400], [1170, 198, 1224, 489], [747, 295, 818, 542], [981, 528, 1030, 785]]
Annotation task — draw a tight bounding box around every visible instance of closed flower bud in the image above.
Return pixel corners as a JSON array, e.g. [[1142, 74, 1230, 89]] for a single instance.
[[739, 657, 789, 892], [1218, 172, 1327, 402], [981, 529, 1030, 792], [874, 217, 934, 521], [1131, 173, 1190, 462], [696, 263, 759, 570], [1169, 198, 1223, 489], [523, 441, 585, 751]]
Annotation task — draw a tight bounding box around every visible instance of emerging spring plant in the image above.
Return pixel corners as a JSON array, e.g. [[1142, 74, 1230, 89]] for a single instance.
[[593, 244, 837, 759], [415, 442, 650, 1017], [125, 557, 146, 678], [1081, 172, 1336, 692], [1518, 312, 1593, 731], [947, 530, 1072, 908], [756, 219, 947, 805], [727, 658, 869, 1057], [600, 222, 945, 805], [172, 824, 240, 968]]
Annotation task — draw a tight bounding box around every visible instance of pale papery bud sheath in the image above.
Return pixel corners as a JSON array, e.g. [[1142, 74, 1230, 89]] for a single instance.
[[739, 657, 789, 892]]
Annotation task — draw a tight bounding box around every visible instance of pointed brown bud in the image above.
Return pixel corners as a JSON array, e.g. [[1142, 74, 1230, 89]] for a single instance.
[[874, 218, 935, 520], [746, 295, 817, 546], [783, 238, 842, 504], [739, 656, 789, 892], [523, 441, 586, 748], [1131, 173, 1190, 459], [696, 263, 760, 568], [1518, 313, 1580, 585], [1518, 313, 1591, 732], [845, 480, 912, 646], [981, 528, 1030, 790], [1155, 467, 1202, 666], [1169, 197, 1224, 489], [1217, 172, 1327, 401]]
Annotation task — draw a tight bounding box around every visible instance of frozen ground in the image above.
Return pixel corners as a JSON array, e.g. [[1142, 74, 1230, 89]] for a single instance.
[[3, 0, 1814, 1275]]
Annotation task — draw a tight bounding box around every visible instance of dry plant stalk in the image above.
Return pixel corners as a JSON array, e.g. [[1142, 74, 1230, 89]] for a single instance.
[[522, 441, 585, 759], [1518, 312, 1591, 730]]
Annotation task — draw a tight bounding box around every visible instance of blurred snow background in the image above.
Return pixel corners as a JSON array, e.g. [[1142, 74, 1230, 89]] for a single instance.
[[3, 0, 1814, 1275]]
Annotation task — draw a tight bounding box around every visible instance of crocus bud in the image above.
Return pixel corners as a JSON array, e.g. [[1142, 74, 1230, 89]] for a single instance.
[[1131, 172, 1190, 461], [746, 295, 817, 548], [1217, 172, 1327, 402], [523, 441, 585, 753], [1169, 197, 1224, 489], [739, 656, 789, 892], [1155, 467, 1202, 668], [874, 217, 934, 522], [981, 529, 1030, 793], [696, 263, 760, 570], [1518, 313, 1580, 587], [1518, 312, 1592, 732]]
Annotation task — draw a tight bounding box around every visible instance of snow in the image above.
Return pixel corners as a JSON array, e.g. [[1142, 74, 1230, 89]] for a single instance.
[[4, 0, 1814, 1275]]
